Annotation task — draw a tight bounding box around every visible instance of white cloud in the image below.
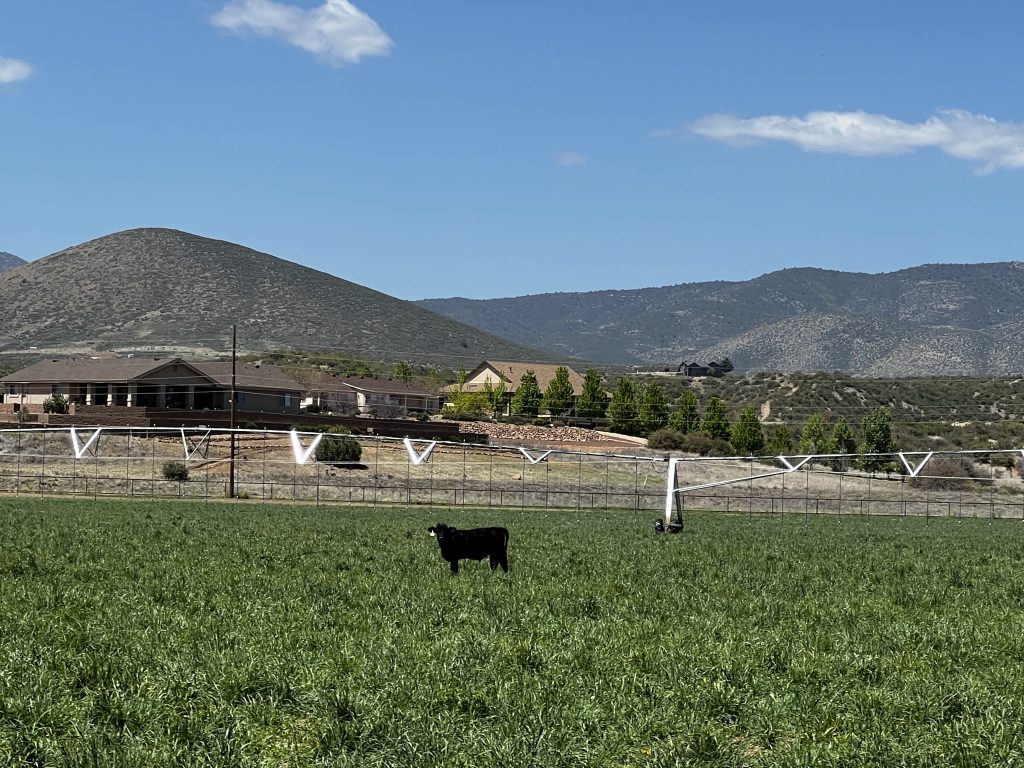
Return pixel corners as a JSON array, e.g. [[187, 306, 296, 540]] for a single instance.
[[554, 150, 587, 167], [211, 0, 393, 66], [686, 109, 1024, 174], [0, 56, 33, 84]]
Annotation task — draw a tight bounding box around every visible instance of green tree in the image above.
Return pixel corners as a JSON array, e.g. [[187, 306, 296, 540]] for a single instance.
[[510, 370, 542, 417], [860, 407, 896, 473], [798, 413, 827, 455], [668, 390, 699, 434], [483, 379, 507, 416], [638, 382, 669, 435], [700, 397, 730, 441], [607, 378, 639, 434], [827, 416, 857, 471], [393, 361, 413, 384], [575, 370, 607, 418], [445, 369, 487, 417], [730, 406, 765, 455], [541, 366, 575, 416], [767, 425, 793, 456]]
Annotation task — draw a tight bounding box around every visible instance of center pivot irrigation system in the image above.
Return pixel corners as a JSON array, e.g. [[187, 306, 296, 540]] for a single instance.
[[2, 427, 1023, 520], [663, 447, 1024, 528]]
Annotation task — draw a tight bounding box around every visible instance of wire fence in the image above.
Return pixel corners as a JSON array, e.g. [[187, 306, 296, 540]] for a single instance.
[[1, 427, 1023, 521]]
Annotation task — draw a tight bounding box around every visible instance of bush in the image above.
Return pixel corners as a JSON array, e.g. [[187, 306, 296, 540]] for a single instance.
[[497, 416, 531, 426], [679, 433, 734, 457], [161, 462, 189, 482], [910, 457, 987, 491], [43, 393, 69, 414], [647, 428, 687, 451], [315, 429, 362, 465]]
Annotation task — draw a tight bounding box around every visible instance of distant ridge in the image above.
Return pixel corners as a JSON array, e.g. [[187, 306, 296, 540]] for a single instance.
[[0, 251, 25, 273], [417, 263, 1024, 375], [0, 228, 557, 365]]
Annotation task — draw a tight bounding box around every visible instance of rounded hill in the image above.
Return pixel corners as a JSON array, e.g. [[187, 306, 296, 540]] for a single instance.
[[0, 228, 550, 364]]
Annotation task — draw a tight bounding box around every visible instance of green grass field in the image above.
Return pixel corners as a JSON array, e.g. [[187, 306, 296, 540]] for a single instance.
[[2, 499, 1024, 766]]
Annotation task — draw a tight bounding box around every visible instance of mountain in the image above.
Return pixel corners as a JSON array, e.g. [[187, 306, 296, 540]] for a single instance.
[[417, 263, 1024, 375], [0, 252, 26, 273], [0, 228, 555, 365]]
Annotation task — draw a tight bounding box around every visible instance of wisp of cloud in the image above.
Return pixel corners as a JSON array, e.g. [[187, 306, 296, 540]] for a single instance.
[[211, 0, 393, 66], [687, 109, 1024, 174], [0, 56, 33, 84], [554, 150, 588, 167]]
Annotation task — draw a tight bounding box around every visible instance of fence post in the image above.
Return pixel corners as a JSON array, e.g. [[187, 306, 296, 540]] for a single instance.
[[577, 454, 583, 513], [126, 430, 132, 498], [373, 437, 380, 510], [604, 456, 609, 513]]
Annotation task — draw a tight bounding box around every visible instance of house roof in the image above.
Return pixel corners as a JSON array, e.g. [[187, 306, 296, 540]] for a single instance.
[[1, 357, 302, 392], [194, 362, 302, 392], [1, 356, 197, 384], [307, 373, 438, 397], [452, 360, 587, 395]]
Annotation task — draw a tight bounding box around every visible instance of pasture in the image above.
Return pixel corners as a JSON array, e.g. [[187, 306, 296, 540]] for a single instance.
[[2, 499, 1024, 766]]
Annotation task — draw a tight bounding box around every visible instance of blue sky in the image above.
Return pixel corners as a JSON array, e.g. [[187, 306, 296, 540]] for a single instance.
[[2, 1, 1023, 300]]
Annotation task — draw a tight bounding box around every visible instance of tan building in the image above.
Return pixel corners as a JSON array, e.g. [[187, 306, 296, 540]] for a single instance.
[[450, 360, 587, 415], [1, 357, 303, 415]]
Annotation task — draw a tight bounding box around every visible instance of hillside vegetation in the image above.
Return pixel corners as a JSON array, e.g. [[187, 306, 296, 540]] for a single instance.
[[0, 229, 555, 367], [418, 262, 1024, 374], [640, 371, 1024, 453]]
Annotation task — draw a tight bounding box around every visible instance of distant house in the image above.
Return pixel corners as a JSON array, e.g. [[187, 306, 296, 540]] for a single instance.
[[678, 359, 732, 378], [303, 374, 441, 417], [449, 360, 586, 415], [0, 356, 303, 415]]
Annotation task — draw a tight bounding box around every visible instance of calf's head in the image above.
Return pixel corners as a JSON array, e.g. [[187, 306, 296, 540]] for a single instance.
[[427, 523, 454, 541]]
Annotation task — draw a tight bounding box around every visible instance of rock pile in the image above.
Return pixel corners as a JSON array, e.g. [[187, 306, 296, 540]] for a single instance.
[[447, 420, 616, 444]]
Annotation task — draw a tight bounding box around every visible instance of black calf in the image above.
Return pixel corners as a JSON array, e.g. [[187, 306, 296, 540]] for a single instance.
[[427, 523, 509, 574]]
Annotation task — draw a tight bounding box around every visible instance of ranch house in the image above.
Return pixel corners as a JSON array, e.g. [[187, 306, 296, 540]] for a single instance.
[[0, 357, 304, 416], [302, 374, 442, 417]]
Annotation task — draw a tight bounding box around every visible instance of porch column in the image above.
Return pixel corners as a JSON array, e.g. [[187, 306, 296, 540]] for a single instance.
[[126, 385, 135, 407], [85, 384, 94, 405], [187, 386, 195, 409]]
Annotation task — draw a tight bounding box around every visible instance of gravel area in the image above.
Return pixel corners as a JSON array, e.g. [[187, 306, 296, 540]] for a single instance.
[[441, 420, 640, 449]]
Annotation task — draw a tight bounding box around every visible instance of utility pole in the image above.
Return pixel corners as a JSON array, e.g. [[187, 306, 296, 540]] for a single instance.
[[229, 324, 236, 498]]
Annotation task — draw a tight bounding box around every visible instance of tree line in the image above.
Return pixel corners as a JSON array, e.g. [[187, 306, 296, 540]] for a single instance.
[[445, 367, 897, 467]]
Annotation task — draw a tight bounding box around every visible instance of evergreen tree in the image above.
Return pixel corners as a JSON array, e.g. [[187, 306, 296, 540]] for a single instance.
[[701, 397, 730, 441], [510, 370, 542, 417], [730, 406, 765, 455], [607, 378, 639, 434], [668, 390, 699, 434], [575, 370, 607, 418], [638, 382, 670, 435], [859, 407, 896, 473], [767, 425, 793, 456], [541, 366, 575, 416], [798, 413, 827, 455], [827, 416, 857, 471]]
